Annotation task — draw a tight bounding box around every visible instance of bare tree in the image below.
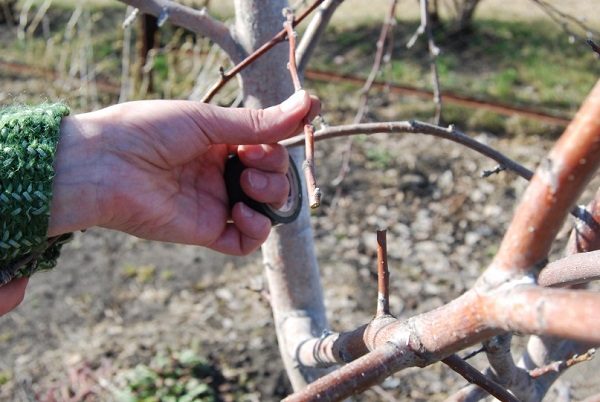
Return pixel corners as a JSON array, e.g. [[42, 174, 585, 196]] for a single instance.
[[109, 1, 600, 400]]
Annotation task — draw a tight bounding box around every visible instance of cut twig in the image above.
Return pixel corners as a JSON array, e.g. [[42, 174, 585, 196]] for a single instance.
[[442, 354, 520, 402], [376, 229, 390, 317], [284, 10, 321, 208], [303, 123, 321, 208]]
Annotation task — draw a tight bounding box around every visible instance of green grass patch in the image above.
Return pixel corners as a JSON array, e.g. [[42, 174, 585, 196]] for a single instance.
[[310, 17, 598, 136]]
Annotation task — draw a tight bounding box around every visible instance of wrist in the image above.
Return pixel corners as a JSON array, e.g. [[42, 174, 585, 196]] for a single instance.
[[48, 114, 106, 236]]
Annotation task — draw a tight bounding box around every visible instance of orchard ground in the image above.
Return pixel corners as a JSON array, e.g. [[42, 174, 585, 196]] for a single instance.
[[1, 1, 600, 401]]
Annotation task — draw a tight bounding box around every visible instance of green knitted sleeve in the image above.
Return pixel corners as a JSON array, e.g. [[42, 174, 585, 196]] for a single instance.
[[0, 103, 72, 286]]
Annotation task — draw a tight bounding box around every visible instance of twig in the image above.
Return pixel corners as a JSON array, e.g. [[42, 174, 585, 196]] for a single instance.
[[588, 39, 600, 57], [376, 229, 390, 317], [303, 123, 321, 208], [331, 0, 398, 187], [201, 0, 326, 103], [304, 69, 572, 126], [284, 10, 321, 208], [355, 0, 398, 124], [529, 0, 600, 40], [529, 349, 595, 378], [442, 354, 520, 402], [462, 346, 486, 361], [407, 0, 443, 123], [281, 121, 533, 180]]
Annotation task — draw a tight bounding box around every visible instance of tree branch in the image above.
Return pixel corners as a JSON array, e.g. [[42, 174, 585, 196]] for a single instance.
[[538, 250, 600, 287], [281, 121, 533, 180], [296, 0, 345, 73], [528, 349, 595, 378], [588, 39, 600, 57], [117, 0, 243, 64], [201, 0, 326, 103], [331, 0, 398, 187], [442, 354, 520, 402], [408, 0, 443, 123], [484, 286, 600, 343], [284, 11, 321, 208], [487, 79, 600, 278]]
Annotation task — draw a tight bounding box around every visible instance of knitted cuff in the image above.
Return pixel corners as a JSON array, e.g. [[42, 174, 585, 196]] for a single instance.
[[0, 103, 71, 285]]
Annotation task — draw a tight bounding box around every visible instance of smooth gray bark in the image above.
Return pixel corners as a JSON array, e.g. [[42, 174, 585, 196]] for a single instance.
[[233, 0, 331, 390]]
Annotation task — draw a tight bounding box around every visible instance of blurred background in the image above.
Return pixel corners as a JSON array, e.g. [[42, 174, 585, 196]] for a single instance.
[[0, 0, 599, 400]]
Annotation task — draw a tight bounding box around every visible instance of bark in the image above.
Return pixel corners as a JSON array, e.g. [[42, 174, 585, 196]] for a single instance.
[[232, 0, 331, 390]]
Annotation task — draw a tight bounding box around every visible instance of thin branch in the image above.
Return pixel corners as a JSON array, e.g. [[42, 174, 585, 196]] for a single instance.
[[281, 121, 533, 180], [284, 11, 303, 91], [462, 346, 486, 361], [409, 0, 443, 123], [355, 0, 398, 124], [589, 39, 600, 56], [332, 0, 398, 186], [484, 334, 519, 383], [201, 0, 326, 103], [376, 229, 390, 317], [296, 0, 345, 72], [304, 69, 572, 126], [528, 349, 595, 378], [284, 11, 321, 208], [442, 354, 520, 402], [529, 0, 600, 39], [537, 250, 600, 287], [117, 0, 242, 64]]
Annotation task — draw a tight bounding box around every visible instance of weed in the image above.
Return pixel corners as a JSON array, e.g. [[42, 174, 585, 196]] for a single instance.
[[114, 350, 219, 402]]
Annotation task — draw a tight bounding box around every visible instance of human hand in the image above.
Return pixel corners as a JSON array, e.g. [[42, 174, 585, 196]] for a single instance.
[[0, 277, 28, 316], [48, 91, 319, 255]]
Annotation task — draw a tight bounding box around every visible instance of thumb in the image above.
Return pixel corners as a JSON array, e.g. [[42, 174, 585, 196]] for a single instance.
[[195, 90, 312, 145]]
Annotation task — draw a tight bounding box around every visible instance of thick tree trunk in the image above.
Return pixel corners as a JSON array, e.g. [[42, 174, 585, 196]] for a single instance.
[[232, 0, 331, 391]]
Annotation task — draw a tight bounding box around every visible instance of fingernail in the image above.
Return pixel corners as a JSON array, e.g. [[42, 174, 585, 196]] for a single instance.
[[240, 203, 255, 218], [244, 145, 265, 160], [280, 90, 306, 113], [248, 170, 268, 189]]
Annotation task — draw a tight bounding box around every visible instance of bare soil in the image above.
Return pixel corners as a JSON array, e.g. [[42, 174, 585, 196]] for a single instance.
[[1, 2, 600, 398], [1, 76, 599, 401]]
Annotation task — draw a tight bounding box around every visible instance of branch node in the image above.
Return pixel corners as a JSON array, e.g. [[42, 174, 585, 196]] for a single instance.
[[482, 164, 507, 178]]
